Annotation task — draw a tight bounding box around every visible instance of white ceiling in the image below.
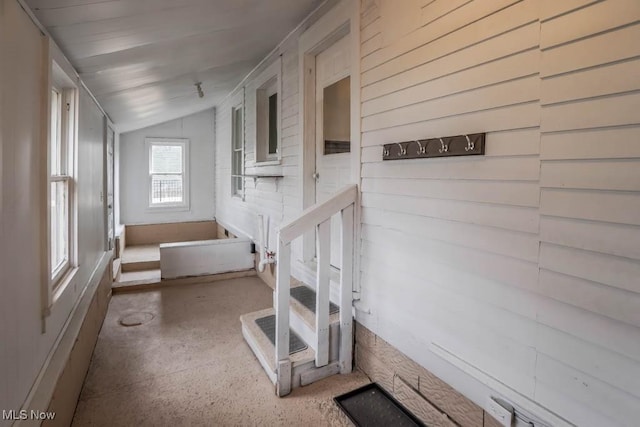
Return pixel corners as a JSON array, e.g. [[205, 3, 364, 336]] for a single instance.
[[25, 0, 324, 132]]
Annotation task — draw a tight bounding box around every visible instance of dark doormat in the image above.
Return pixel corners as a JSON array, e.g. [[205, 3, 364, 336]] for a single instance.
[[291, 285, 340, 315], [255, 314, 308, 354], [334, 383, 426, 427]]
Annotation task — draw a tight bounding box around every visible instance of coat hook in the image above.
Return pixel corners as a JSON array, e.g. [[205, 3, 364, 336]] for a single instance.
[[397, 142, 407, 156], [464, 135, 474, 152], [438, 138, 448, 153], [416, 140, 426, 154]]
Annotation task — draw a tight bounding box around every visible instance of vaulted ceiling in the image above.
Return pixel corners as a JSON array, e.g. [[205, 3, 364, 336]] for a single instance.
[[25, 0, 323, 132]]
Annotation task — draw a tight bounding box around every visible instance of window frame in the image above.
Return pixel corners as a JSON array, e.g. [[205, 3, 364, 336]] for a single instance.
[[254, 58, 282, 165], [231, 102, 245, 199], [145, 138, 190, 211], [48, 62, 79, 298]]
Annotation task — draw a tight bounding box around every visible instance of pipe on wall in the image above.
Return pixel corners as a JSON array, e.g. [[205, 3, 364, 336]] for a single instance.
[[256, 214, 275, 272]]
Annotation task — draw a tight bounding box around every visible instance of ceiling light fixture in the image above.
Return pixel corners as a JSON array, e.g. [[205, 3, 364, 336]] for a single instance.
[[195, 82, 204, 98]]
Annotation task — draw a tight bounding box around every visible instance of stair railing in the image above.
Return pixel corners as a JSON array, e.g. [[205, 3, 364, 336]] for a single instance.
[[274, 184, 357, 396]]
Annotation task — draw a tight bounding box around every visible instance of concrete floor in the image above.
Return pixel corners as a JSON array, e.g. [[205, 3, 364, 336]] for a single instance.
[[72, 276, 369, 426]]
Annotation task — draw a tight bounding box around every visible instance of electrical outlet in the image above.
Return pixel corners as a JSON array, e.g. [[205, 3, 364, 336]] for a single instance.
[[486, 396, 514, 427]]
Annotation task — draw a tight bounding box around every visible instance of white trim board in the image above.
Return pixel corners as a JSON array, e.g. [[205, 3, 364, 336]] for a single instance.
[[17, 252, 112, 427]]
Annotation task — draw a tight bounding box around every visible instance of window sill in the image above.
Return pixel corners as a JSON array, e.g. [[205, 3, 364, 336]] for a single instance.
[[146, 204, 190, 213], [253, 159, 281, 167], [51, 266, 79, 307]]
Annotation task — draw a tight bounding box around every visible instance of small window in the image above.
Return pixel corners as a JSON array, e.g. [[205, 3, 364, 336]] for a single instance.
[[268, 93, 278, 156], [323, 76, 351, 155], [256, 75, 280, 163], [231, 105, 244, 197], [147, 139, 189, 209], [49, 83, 76, 289]]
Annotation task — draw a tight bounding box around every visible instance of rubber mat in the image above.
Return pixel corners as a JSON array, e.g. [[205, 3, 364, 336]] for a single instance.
[[334, 383, 425, 427], [255, 314, 308, 354], [291, 285, 340, 315]]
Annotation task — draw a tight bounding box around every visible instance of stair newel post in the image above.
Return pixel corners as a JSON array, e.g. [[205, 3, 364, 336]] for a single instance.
[[339, 203, 354, 374], [315, 218, 331, 367], [275, 235, 292, 396]]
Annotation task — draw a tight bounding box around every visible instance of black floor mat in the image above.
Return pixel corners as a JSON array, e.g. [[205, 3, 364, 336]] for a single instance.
[[255, 314, 308, 354], [291, 285, 340, 315], [334, 383, 425, 427]]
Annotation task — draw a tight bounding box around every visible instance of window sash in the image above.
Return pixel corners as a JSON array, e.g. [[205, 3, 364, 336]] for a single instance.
[[147, 140, 188, 207], [50, 85, 75, 286], [50, 177, 71, 285], [255, 73, 279, 163], [231, 105, 244, 197], [268, 93, 278, 155]]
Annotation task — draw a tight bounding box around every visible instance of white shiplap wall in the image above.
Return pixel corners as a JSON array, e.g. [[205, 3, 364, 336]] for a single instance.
[[356, 1, 640, 426], [535, 1, 640, 426], [215, 46, 301, 255]]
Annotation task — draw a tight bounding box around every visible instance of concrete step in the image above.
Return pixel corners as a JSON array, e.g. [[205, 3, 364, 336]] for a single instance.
[[122, 260, 160, 272], [121, 244, 160, 272], [112, 258, 122, 282]]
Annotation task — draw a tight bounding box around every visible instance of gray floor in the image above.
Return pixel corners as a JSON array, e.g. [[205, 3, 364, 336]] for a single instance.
[[72, 276, 369, 426]]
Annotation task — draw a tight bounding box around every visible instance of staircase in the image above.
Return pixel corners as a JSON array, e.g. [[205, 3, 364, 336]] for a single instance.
[[118, 244, 161, 284], [240, 184, 357, 396]]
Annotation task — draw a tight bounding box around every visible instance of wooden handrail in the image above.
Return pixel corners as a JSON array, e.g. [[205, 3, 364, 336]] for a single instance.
[[278, 184, 357, 244], [274, 183, 357, 395]]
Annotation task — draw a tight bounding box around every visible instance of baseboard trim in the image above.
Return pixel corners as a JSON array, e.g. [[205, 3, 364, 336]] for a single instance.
[[17, 252, 113, 427]]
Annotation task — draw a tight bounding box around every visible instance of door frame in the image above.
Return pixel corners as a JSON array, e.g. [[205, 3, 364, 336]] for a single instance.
[[298, 0, 361, 269], [103, 121, 115, 251]]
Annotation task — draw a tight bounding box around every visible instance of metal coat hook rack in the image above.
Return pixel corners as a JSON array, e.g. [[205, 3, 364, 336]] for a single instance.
[[382, 133, 485, 161]]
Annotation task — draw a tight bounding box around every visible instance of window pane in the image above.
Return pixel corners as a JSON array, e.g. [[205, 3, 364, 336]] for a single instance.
[[50, 180, 68, 275], [50, 90, 61, 174], [233, 108, 243, 150], [268, 93, 278, 155], [233, 151, 242, 176], [323, 76, 351, 155], [232, 177, 242, 193], [151, 144, 183, 174], [151, 174, 183, 204]]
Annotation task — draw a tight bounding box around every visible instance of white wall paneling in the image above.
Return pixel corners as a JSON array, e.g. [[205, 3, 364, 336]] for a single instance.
[[356, 0, 640, 426], [1, 2, 109, 422], [160, 238, 254, 279], [119, 109, 215, 225]]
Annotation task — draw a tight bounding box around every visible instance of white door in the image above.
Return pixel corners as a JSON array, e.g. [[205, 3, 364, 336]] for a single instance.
[[315, 34, 351, 268]]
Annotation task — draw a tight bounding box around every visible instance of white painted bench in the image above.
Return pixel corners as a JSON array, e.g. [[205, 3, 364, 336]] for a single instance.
[[159, 238, 254, 279]]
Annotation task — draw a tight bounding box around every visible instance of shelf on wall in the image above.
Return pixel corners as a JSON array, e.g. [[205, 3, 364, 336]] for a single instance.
[[232, 174, 284, 184], [236, 174, 284, 179]]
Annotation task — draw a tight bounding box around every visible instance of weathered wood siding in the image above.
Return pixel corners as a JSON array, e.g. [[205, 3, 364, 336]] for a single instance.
[[357, 1, 640, 426]]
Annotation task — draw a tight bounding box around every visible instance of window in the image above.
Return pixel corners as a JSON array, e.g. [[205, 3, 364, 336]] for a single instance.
[[323, 76, 351, 154], [49, 84, 76, 288], [231, 105, 244, 197], [255, 59, 281, 164], [147, 139, 189, 209]]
